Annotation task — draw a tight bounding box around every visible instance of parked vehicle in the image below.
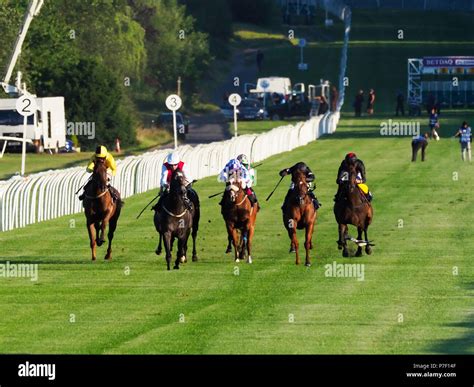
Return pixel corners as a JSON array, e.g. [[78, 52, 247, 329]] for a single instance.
[[157, 112, 189, 139]]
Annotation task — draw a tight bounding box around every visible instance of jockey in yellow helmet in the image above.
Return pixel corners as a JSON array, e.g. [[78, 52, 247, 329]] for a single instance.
[[79, 146, 119, 201]]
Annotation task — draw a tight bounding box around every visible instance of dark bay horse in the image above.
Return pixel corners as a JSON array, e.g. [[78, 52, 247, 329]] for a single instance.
[[333, 163, 373, 257], [282, 170, 317, 266], [154, 169, 199, 270], [83, 159, 123, 261], [221, 179, 258, 263]]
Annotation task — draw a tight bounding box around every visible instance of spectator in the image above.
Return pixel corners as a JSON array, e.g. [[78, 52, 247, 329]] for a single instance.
[[256, 49, 264, 72], [429, 107, 440, 140], [411, 133, 429, 162], [367, 89, 375, 115], [318, 96, 329, 115], [330, 86, 338, 112], [396, 90, 404, 116], [354, 90, 364, 117], [454, 121, 472, 162]]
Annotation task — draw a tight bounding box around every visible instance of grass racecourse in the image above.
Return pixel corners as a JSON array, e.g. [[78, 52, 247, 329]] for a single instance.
[[0, 10, 473, 354]]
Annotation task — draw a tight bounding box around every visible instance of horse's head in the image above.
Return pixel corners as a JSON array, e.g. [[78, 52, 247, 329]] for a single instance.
[[225, 173, 244, 203], [293, 170, 308, 205], [339, 162, 358, 195], [170, 168, 187, 196], [93, 158, 108, 190]]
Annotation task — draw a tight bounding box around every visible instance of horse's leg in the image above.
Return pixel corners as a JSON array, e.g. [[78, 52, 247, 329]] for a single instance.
[[364, 227, 372, 255], [225, 235, 232, 254], [104, 212, 118, 260], [355, 226, 363, 257], [304, 221, 314, 267], [155, 233, 163, 255], [175, 238, 184, 270], [227, 224, 240, 262], [339, 223, 349, 257], [287, 221, 300, 265], [98, 208, 113, 247], [246, 223, 255, 264], [87, 221, 97, 261], [163, 232, 172, 271]]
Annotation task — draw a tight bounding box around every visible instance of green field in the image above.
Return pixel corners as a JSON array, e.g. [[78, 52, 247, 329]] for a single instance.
[[0, 115, 473, 354], [0, 9, 473, 354]]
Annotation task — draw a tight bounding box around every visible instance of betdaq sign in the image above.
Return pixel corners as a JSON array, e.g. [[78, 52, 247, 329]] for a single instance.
[[423, 56, 474, 68]]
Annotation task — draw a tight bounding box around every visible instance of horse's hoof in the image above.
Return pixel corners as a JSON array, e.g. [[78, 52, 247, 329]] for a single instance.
[[235, 258, 240, 263], [225, 247, 232, 254], [97, 239, 105, 247], [305, 262, 311, 267], [366, 247, 372, 255], [355, 250, 362, 257], [104, 256, 112, 261], [342, 250, 349, 258], [180, 256, 186, 263], [91, 257, 96, 262], [247, 256, 253, 264], [167, 267, 171, 271], [173, 265, 180, 270], [155, 249, 160, 256], [295, 261, 301, 265], [289, 248, 296, 253], [192, 255, 198, 262]]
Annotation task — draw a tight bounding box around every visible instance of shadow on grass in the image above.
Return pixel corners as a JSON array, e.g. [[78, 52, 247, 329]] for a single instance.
[[427, 282, 474, 354]]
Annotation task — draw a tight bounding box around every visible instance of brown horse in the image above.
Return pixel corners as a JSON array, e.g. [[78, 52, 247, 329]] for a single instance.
[[282, 170, 317, 266], [83, 159, 122, 261], [154, 168, 199, 270], [221, 179, 257, 263], [333, 163, 373, 257]]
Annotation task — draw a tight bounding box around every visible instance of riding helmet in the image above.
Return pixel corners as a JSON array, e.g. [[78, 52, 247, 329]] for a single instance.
[[167, 151, 180, 165], [95, 145, 108, 158]]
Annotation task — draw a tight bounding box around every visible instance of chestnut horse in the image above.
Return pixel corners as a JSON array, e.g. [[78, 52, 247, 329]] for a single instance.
[[83, 159, 122, 261], [333, 163, 373, 257], [282, 170, 317, 266], [221, 178, 257, 263], [154, 168, 199, 270]]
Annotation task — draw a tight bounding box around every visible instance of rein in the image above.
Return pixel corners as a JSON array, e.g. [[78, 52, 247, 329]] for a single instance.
[[85, 189, 109, 200], [162, 205, 188, 218]]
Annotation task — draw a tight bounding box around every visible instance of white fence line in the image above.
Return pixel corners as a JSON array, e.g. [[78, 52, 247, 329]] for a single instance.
[[0, 113, 339, 232]]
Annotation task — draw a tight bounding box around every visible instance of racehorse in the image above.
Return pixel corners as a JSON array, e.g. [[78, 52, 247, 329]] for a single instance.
[[282, 170, 317, 266], [221, 177, 257, 263], [333, 163, 373, 257], [83, 159, 123, 261], [154, 168, 199, 270]]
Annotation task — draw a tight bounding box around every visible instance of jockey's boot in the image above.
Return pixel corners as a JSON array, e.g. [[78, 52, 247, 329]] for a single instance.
[[367, 192, 373, 202], [78, 191, 85, 201], [183, 194, 193, 210], [309, 191, 321, 210], [108, 185, 118, 203]]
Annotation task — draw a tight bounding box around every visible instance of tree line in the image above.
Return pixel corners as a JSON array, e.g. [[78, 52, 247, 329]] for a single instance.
[[0, 0, 275, 149]]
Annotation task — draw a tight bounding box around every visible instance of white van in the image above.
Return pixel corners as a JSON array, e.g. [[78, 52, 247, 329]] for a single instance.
[[247, 77, 292, 98], [0, 96, 66, 152]]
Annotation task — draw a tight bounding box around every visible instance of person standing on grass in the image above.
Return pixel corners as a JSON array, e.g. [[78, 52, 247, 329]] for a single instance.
[[330, 85, 339, 112], [354, 90, 364, 117], [396, 91, 404, 116], [454, 121, 472, 162], [411, 133, 429, 162], [367, 89, 375, 115], [429, 107, 440, 141]]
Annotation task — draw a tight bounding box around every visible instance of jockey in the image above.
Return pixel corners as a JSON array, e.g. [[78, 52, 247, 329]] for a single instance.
[[153, 151, 195, 211], [79, 145, 119, 202], [236, 154, 259, 206], [218, 157, 258, 207], [279, 162, 321, 211], [335, 152, 373, 202]]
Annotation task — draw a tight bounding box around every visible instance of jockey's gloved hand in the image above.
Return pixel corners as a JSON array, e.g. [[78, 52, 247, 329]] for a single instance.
[[279, 169, 289, 177]]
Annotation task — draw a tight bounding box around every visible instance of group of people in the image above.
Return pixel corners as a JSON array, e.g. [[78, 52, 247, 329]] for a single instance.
[[78, 147, 374, 212], [411, 120, 472, 162], [354, 89, 376, 117]]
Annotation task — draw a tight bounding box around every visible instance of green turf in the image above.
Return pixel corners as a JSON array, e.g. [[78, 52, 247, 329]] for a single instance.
[[0, 114, 472, 354], [0, 9, 473, 354]]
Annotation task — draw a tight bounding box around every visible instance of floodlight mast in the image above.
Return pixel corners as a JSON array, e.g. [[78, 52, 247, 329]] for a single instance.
[[1, 0, 44, 96]]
